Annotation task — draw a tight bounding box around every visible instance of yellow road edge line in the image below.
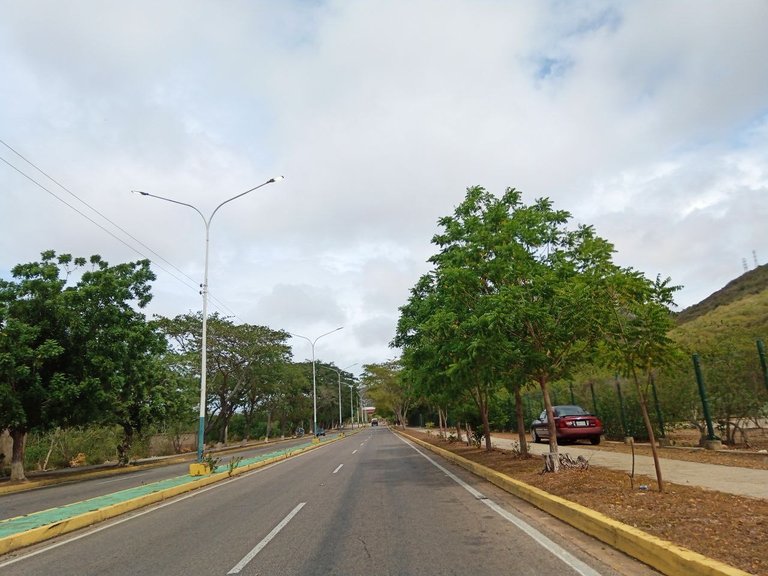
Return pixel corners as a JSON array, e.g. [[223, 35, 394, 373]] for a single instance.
[[397, 429, 750, 576]]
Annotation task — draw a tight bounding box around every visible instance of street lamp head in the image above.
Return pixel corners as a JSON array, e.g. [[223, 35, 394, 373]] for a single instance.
[[131, 190, 150, 196], [268, 176, 285, 183]]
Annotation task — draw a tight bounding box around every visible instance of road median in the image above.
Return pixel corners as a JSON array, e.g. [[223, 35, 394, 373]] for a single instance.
[[0, 432, 354, 556]]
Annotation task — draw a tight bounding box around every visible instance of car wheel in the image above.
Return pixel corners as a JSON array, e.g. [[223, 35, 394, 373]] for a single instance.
[[590, 435, 601, 445], [532, 429, 542, 443]]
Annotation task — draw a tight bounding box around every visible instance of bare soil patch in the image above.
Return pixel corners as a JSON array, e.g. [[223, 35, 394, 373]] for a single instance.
[[407, 429, 768, 576]]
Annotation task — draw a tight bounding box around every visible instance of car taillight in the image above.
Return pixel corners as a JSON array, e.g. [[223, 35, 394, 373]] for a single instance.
[[556, 418, 568, 428]]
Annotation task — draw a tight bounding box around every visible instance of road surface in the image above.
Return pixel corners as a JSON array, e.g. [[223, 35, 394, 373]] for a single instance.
[[0, 428, 660, 576]]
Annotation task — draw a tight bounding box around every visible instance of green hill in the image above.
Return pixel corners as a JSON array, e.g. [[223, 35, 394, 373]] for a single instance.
[[671, 290, 768, 351], [675, 264, 768, 326]]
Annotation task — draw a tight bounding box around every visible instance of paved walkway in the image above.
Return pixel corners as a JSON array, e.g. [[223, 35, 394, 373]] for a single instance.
[[416, 429, 768, 499], [522, 440, 768, 499]]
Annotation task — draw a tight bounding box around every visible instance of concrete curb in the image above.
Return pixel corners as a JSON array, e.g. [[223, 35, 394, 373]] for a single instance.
[[0, 432, 354, 556], [397, 429, 750, 576]]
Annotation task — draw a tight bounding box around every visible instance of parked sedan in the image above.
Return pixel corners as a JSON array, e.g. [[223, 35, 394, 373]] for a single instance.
[[531, 405, 603, 445]]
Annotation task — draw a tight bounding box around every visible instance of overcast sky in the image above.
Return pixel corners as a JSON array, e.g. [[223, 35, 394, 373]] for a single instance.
[[2, 1, 767, 374]]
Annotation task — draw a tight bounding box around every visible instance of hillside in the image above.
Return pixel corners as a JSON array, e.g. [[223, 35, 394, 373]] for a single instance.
[[670, 289, 768, 352], [675, 264, 768, 326]]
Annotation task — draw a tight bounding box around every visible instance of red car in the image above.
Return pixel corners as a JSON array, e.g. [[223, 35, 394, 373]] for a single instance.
[[531, 405, 603, 445]]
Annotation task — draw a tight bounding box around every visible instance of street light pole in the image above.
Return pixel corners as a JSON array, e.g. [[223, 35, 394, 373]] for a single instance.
[[290, 327, 343, 436], [329, 363, 357, 428], [133, 176, 283, 461], [347, 383, 355, 428]]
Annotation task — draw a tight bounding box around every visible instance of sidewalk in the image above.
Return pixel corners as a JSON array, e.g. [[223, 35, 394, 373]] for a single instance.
[[502, 436, 768, 499], [415, 429, 768, 499]]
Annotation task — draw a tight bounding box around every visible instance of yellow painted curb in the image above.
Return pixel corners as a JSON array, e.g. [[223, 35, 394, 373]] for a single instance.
[[397, 430, 750, 576], [0, 432, 356, 556], [188, 463, 211, 476]]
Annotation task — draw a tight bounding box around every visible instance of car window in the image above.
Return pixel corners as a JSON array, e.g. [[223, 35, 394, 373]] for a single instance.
[[538, 411, 547, 421], [556, 405, 589, 416]]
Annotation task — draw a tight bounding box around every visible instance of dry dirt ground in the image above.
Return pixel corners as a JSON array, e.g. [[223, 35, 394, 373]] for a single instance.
[[407, 428, 768, 576]]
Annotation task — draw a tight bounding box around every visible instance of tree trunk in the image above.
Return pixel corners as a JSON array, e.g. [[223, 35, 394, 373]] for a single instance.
[[438, 408, 446, 439], [636, 369, 664, 492], [514, 387, 529, 457], [265, 411, 273, 441], [10, 428, 27, 482], [43, 428, 59, 471], [243, 409, 253, 441], [117, 426, 134, 466], [539, 376, 560, 472], [481, 402, 492, 451]]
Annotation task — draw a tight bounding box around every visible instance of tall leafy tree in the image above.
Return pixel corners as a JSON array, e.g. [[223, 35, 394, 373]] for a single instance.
[[396, 187, 625, 465], [266, 362, 312, 436], [362, 360, 414, 426], [239, 325, 292, 440], [0, 252, 170, 478], [598, 273, 680, 491], [155, 312, 293, 444]]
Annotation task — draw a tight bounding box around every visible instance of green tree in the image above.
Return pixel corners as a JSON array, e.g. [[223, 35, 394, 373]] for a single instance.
[[0, 252, 170, 478], [484, 191, 621, 469], [598, 273, 680, 491], [395, 186, 621, 463], [239, 326, 292, 440], [362, 360, 415, 427], [155, 312, 293, 444]]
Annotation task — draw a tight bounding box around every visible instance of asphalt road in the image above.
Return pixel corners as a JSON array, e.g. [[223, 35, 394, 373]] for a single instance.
[[0, 428, 661, 576]]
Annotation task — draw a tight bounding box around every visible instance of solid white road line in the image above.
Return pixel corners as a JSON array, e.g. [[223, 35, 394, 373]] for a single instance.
[[332, 464, 344, 474], [396, 434, 603, 576], [227, 502, 306, 574]]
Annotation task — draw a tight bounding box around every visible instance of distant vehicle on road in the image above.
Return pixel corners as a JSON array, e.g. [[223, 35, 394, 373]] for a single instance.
[[531, 405, 603, 445], [315, 427, 326, 437], [371, 418, 378, 427]]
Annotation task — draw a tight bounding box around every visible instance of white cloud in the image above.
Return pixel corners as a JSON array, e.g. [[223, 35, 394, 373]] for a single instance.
[[2, 0, 768, 372]]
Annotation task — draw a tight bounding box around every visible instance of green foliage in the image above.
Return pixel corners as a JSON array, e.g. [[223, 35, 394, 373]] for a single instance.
[[0, 251, 189, 478], [668, 288, 768, 428], [394, 186, 630, 452], [23, 426, 124, 470], [202, 452, 221, 473], [155, 312, 294, 443], [227, 456, 243, 477], [362, 360, 412, 425]]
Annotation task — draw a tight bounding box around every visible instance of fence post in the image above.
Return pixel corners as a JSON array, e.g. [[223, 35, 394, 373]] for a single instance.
[[692, 354, 719, 445], [757, 339, 768, 392]]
